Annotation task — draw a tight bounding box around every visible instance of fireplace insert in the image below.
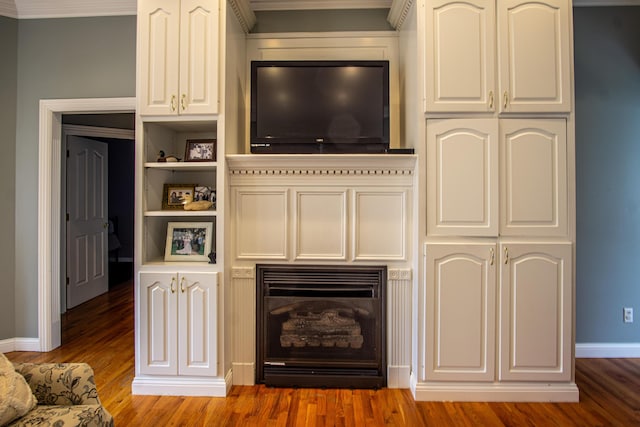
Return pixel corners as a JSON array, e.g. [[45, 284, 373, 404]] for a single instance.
[[256, 264, 387, 388]]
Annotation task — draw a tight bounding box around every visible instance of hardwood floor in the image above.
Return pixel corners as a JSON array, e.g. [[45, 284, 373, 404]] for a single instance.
[[5, 281, 640, 426]]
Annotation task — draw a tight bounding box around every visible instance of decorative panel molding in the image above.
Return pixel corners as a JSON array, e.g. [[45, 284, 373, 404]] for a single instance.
[[353, 191, 407, 260], [387, 269, 412, 388], [231, 267, 256, 385], [233, 189, 289, 259], [294, 190, 347, 260]]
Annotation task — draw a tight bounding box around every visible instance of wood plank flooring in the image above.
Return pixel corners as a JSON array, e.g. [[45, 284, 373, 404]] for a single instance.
[[5, 281, 640, 426]]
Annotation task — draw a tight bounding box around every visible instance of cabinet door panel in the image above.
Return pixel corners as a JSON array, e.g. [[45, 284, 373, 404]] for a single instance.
[[138, 0, 180, 116], [139, 272, 178, 375], [425, 0, 495, 112], [498, 0, 571, 112], [425, 243, 496, 381], [179, 0, 219, 115], [427, 119, 499, 236], [500, 119, 567, 236], [179, 272, 218, 376], [499, 242, 572, 381]]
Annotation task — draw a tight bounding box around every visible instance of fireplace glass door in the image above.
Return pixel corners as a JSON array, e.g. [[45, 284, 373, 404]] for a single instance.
[[257, 265, 386, 388]]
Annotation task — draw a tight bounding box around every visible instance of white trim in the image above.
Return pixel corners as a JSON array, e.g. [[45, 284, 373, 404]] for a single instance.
[[0, 338, 40, 353], [576, 343, 640, 358], [412, 382, 580, 402], [38, 97, 135, 352], [15, 0, 135, 19], [132, 370, 233, 396], [0, 0, 17, 18]]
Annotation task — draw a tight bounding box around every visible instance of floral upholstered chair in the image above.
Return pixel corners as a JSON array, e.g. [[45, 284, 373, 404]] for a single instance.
[[1, 354, 113, 427]]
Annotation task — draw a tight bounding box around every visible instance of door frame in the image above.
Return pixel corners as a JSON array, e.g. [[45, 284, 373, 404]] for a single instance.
[[38, 97, 135, 351]]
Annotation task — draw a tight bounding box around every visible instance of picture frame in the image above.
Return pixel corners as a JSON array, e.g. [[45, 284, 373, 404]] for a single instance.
[[185, 139, 216, 162], [162, 184, 196, 210], [194, 186, 216, 207], [164, 222, 213, 262]]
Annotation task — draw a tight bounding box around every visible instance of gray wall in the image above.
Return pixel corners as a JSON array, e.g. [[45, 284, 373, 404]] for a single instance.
[[0, 16, 17, 340], [574, 7, 640, 343], [14, 16, 136, 337], [251, 9, 394, 33]]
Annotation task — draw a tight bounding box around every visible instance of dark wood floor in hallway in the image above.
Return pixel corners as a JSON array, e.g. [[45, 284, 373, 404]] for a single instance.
[[5, 281, 640, 426]]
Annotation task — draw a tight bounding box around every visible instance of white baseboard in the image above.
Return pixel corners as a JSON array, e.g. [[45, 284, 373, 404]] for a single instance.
[[132, 370, 232, 397], [0, 338, 41, 353], [576, 343, 640, 358], [387, 365, 411, 389]]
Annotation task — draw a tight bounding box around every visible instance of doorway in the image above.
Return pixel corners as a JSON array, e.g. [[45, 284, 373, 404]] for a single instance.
[[61, 121, 135, 312], [37, 97, 136, 351]]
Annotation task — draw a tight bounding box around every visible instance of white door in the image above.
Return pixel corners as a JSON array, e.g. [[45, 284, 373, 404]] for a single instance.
[[178, 272, 218, 376], [425, 0, 496, 112], [426, 118, 499, 236], [500, 119, 567, 236], [66, 136, 109, 308], [137, 0, 180, 116], [499, 242, 572, 381], [139, 272, 178, 375], [425, 242, 497, 382], [179, 0, 220, 115], [497, 0, 571, 112]]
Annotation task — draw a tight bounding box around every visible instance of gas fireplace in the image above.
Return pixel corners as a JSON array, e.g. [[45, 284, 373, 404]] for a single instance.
[[256, 264, 387, 388]]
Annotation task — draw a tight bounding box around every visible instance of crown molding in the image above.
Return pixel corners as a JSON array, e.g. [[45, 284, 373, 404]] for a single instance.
[[573, 0, 640, 5], [229, 0, 256, 32], [0, 0, 17, 18], [387, 0, 413, 29], [249, 0, 392, 11], [7, 0, 135, 19]]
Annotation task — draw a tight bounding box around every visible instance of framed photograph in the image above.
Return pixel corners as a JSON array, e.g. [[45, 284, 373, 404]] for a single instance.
[[164, 222, 213, 262], [194, 186, 216, 206], [162, 184, 196, 210], [185, 139, 216, 162]]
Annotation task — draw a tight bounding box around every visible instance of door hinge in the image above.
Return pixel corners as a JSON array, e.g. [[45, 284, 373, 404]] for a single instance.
[[66, 213, 69, 221], [66, 149, 69, 158], [66, 277, 70, 286]]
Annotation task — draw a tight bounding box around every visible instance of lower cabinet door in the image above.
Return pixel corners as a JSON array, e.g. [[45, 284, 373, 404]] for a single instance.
[[177, 272, 218, 376], [139, 271, 218, 377], [499, 242, 572, 381], [425, 242, 497, 381], [139, 272, 178, 375]]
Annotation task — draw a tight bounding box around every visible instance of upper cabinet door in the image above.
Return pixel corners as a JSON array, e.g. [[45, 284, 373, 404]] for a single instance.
[[425, 0, 496, 113], [138, 0, 219, 117], [500, 119, 567, 236], [427, 118, 499, 236], [179, 0, 219, 115], [138, 0, 181, 116], [497, 0, 571, 113]]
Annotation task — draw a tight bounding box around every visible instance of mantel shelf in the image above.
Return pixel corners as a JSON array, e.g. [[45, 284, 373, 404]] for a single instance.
[[144, 210, 218, 217], [145, 162, 217, 171]]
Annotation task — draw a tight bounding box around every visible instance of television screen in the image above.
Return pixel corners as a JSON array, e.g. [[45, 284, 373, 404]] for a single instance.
[[250, 60, 390, 154]]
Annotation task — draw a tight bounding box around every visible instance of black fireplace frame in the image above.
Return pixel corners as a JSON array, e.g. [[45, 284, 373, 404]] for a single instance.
[[256, 264, 387, 389]]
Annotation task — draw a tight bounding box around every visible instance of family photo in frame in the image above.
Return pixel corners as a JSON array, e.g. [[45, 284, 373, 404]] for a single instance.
[[162, 184, 196, 210], [164, 222, 213, 262], [185, 139, 216, 162]]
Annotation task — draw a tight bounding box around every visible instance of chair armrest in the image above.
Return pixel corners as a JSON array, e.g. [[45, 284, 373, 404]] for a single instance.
[[13, 362, 102, 406]]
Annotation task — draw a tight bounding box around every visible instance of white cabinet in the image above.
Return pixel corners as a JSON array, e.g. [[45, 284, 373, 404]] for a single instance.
[[424, 0, 571, 113], [424, 241, 571, 382], [139, 271, 218, 376], [138, 0, 219, 116], [425, 242, 496, 381], [499, 242, 572, 381], [427, 118, 567, 237], [426, 118, 499, 236]]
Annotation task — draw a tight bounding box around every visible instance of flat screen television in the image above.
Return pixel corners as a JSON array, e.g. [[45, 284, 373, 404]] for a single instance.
[[250, 60, 390, 154]]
